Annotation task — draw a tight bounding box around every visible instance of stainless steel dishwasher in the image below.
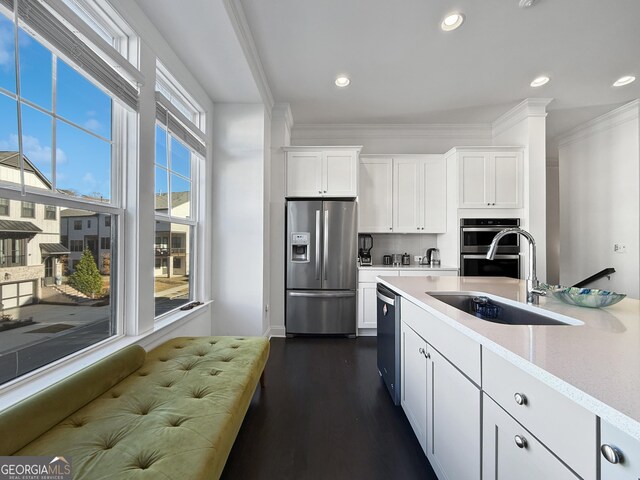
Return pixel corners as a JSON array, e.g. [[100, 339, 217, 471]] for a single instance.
[[376, 283, 400, 405]]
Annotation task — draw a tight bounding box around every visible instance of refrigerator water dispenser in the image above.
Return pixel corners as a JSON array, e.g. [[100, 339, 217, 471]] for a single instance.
[[291, 232, 310, 262]]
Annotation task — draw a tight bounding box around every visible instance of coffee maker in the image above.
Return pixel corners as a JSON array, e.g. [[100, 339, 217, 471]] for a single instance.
[[358, 234, 373, 266]]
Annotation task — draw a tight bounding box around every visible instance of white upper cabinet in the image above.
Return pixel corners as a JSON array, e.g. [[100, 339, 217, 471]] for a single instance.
[[360, 154, 446, 233], [285, 147, 361, 198], [393, 157, 422, 233], [358, 157, 393, 232], [454, 147, 523, 208]]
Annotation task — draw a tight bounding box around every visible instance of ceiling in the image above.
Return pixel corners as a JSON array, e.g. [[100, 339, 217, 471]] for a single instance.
[[134, 0, 261, 104], [238, 0, 640, 139], [134, 0, 640, 142]]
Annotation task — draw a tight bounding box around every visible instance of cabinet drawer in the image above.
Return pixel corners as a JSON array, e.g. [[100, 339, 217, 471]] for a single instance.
[[358, 269, 398, 283], [600, 420, 640, 480], [401, 298, 480, 385], [483, 394, 580, 480], [483, 349, 596, 480]]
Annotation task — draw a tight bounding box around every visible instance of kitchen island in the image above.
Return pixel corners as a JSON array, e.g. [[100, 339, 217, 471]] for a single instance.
[[378, 275, 640, 480]]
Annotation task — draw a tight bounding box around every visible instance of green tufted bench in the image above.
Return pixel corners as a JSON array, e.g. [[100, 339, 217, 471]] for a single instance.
[[0, 336, 269, 479]]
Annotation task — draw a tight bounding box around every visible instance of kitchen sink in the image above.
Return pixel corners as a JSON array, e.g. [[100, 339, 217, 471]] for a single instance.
[[426, 292, 583, 326]]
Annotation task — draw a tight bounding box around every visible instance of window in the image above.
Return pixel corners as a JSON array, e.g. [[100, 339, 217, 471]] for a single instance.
[[45, 205, 56, 220], [0, 4, 133, 386], [87, 220, 92, 228], [100, 237, 110, 250], [153, 67, 203, 318], [105, 216, 111, 227], [70, 240, 84, 252], [0, 238, 26, 267], [21, 202, 35, 218], [0, 198, 9, 216]]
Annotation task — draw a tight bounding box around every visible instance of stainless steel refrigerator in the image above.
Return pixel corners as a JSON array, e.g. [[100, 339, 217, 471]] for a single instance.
[[286, 200, 357, 336]]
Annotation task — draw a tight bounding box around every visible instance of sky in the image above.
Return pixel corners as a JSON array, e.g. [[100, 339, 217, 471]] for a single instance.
[[0, 14, 112, 200]]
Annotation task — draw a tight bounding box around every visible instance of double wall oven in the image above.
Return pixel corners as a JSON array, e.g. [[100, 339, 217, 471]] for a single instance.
[[460, 218, 521, 278]]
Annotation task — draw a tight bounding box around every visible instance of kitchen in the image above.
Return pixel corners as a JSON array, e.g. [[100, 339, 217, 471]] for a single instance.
[[0, 0, 638, 479]]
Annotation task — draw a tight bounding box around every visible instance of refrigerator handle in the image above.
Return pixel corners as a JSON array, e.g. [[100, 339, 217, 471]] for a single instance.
[[315, 210, 321, 280], [323, 209, 329, 281]]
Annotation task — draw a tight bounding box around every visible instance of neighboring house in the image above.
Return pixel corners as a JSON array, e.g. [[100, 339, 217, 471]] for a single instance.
[[60, 210, 112, 274], [154, 192, 189, 278], [0, 152, 68, 307]]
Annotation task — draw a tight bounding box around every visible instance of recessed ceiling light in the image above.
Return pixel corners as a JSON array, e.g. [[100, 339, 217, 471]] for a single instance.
[[335, 76, 351, 88], [441, 13, 465, 31], [530, 76, 550, 87], [613, 75, 636, 87]]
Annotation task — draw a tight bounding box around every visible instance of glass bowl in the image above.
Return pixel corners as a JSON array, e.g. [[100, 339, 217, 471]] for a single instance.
[[540, 284, 626, 308]]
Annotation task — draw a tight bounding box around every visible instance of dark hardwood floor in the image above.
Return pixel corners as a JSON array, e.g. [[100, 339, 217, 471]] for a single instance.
[[221, 337, 437, 480]]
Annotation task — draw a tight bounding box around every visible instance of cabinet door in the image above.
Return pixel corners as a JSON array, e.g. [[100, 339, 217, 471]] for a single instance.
[[286, 151, 322, 197], [359, 157, 393, 232], [600, 421, 640, 480], [491, 152, 522, 208], [323, 150, 358, 197], [401, 321, 427, 454], [483, 394, 579, 480], [393, 158, 421, 232], [421, 156, 446, 232], [357, 283, 377, 329], [459, 153, 489, 208], [427, 347, 481, 480]]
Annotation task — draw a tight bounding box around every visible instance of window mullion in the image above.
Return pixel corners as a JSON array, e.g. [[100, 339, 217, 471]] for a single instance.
[[52, 55, 58, 192]]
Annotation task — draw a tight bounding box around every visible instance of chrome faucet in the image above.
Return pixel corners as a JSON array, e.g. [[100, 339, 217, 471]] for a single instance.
[[486, 227, 546, 304]]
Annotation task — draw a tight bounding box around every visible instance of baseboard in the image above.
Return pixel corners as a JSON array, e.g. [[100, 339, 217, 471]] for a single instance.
[[267, 325, 286, 338], [357, 328, 377, 337]]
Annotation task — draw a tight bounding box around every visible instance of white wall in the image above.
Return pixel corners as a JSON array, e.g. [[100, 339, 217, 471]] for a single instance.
[[558, 101, 639, 298], [267, 104, 292, 337], [546, 158, 560, 284], [492, 99, 551, 282], [212, 103, 267, 336]]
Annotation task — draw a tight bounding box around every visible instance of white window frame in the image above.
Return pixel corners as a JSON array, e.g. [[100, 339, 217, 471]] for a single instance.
[[153, 122, 201, 319], [156, 60, 205, 133], [0, 5, 130, 382]]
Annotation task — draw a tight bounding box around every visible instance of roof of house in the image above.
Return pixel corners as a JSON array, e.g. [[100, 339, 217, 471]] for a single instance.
[[0, 220, 43, 239], [60, 209, 98, 218], [0, 151, 53, 189], [40, 243, 70, 255], [155, 192, 190, 210]]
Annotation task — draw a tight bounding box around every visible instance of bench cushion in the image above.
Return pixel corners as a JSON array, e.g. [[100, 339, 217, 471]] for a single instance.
[[0, 344, 146, 456], [15, 336, 269, 480]]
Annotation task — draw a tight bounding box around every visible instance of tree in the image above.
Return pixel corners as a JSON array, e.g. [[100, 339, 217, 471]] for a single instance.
[[69, 249, 103, 298]]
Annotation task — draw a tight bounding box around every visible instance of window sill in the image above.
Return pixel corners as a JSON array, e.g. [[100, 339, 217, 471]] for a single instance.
[[0, 300, 212, 412]]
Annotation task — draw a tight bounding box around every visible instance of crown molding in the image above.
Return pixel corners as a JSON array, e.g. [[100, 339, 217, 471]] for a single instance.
[[223, 0, 274, 111], [557, 100, 639, 149], [272, 103, 294, 132], [291, 123, 493, 141], [492, 98, 553, 138]]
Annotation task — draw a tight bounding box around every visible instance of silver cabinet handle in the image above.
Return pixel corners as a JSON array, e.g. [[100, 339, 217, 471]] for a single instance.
[[418, 348, 430, 359], [324, 190, 327, 193], [318, 190, 322, 194], [389, 227, 392, 230], [514, 392, 527, 406], [601, 444, 624, 464], [514, 435, 528, 449]]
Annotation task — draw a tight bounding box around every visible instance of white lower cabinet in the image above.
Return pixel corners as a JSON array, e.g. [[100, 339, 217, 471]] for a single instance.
[[600, 421, 640, 480], [483, 394, 580, 480], [427, 347, 481, 480], [401, 302, 480, 480], [357, 282, 377, 329], [401, 321, 427, 454]]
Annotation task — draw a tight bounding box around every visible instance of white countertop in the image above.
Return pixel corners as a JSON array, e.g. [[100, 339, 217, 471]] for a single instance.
[[358, 264, 458, 271], [377, 275, 640, 440]]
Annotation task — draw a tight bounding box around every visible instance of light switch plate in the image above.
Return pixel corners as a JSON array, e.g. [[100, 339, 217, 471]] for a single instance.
[[613, 244, 627, 253]]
